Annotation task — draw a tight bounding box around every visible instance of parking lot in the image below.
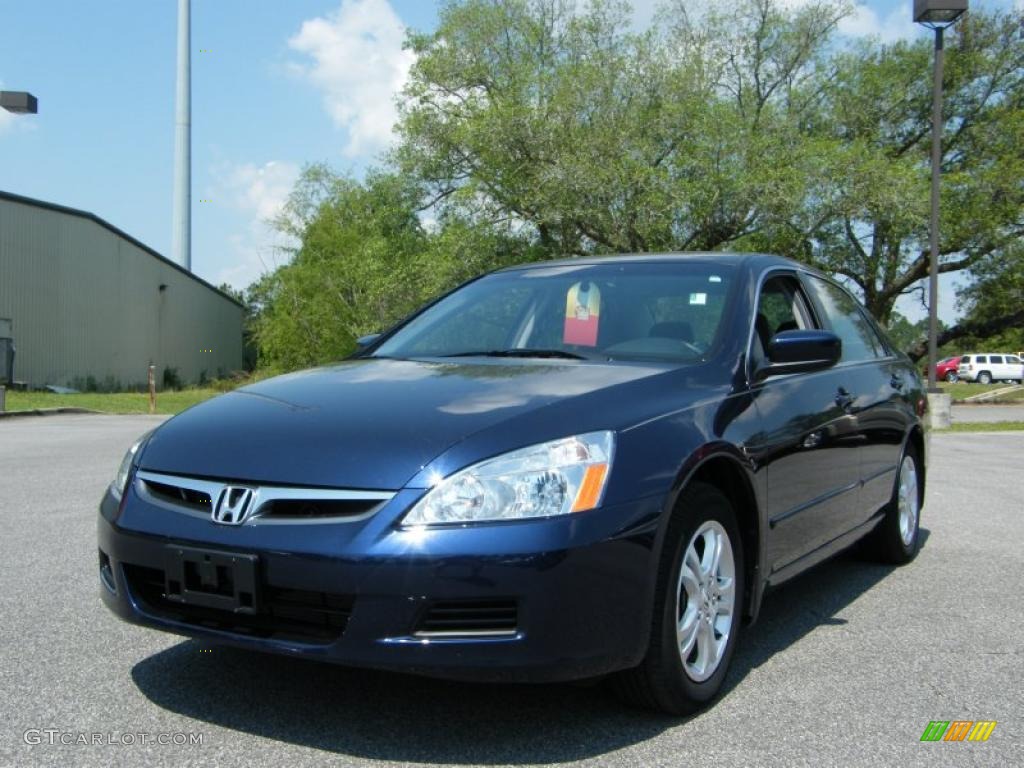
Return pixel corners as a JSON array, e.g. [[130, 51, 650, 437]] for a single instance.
[[0, 414, 1020, 767]]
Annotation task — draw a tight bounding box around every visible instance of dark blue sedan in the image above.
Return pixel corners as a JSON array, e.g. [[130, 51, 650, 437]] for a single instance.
[[99, 253, 927, 713]]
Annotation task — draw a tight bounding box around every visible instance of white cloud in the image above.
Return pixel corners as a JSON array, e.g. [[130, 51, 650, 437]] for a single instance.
[[838, 2, 918, 43], [631, 0, 661, 28], [0, 79, 16, 135], [222, 160, 299, 223], [726, 1, 919, 43], [655, 1, 920, 42], [211, 160, 300, 289], [288, 0, 415, 158]]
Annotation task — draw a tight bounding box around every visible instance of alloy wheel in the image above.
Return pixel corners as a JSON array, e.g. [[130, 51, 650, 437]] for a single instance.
[[675, 520, 736, 682], [897, 455, 919, 547]]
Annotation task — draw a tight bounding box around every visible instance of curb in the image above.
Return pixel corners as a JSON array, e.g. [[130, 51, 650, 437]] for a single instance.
[[0, 407, 102, 419]]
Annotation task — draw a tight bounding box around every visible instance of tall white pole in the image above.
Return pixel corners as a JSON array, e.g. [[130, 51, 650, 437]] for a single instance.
[[171, 0, 191, 271]]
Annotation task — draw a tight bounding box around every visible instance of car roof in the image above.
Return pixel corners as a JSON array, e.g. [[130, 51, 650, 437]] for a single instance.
[[494, 251, 812, 275]]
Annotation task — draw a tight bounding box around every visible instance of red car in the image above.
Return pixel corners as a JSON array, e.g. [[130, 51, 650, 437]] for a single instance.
[[931, 356, 962, 383]]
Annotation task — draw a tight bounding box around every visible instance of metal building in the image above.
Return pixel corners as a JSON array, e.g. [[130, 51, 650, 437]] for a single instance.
[[0, 190, 244, 389]]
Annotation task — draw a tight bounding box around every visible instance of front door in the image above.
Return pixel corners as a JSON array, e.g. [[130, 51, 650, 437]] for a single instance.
[[801, 275, 907, 523], [747, 273, 863, 573]]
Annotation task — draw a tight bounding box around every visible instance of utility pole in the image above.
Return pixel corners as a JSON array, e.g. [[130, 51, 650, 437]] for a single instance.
[[171, 0, 191, 271]]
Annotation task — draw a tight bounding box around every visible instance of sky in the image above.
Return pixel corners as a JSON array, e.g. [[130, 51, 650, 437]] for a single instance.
[[1, 0, 1019, 322]]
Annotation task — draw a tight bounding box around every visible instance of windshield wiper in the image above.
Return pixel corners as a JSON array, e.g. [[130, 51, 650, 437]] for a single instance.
[[444, 348, 589, 360]]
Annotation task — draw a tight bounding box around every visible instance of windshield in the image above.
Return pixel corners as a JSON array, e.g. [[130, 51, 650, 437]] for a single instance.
[[373, 261, 735, 363]]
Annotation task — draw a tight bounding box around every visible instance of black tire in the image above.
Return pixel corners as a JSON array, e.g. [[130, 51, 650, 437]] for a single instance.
[[863, 444, 922, 565], [977, 371, 992, 384], [944, 371, 958, 383], [611, 483, 745, 715]]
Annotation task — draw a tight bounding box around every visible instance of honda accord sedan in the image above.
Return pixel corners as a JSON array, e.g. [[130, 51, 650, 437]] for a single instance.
[[98, 253, 927, 714]]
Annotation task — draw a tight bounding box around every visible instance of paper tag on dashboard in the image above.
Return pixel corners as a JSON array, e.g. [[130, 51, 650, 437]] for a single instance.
[[563, 282, 601, 347]]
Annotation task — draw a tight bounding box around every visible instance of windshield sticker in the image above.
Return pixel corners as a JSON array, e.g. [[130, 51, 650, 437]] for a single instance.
[[563, 281, 601, 346], [689, 292, 707, 306]]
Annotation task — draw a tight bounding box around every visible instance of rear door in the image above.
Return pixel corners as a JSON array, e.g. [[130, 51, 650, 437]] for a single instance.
[[990, 355, 1006, 380], [748, 273, 863, 573], [801, 275, 907, 523], [1007, 355, 1024, 382]]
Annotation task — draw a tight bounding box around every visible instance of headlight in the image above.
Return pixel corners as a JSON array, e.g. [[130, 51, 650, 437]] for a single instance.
[[111, 433, 148, 501], [403, 431, 614, 526]]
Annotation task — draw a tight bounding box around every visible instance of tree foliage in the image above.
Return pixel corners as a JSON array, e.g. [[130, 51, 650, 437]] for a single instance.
[[906, 247, 1024, 360], [250, 0, 1023, 370], [252, 164, 540, 369]]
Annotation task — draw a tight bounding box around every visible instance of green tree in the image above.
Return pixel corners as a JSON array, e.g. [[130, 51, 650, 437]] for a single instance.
[[906, 247, 1024, 360], [397, 0, 1023, 326], [252, 0, 1023, 371], [883, 311, 929, 356], [788, 9, 1024, 324], [397, 0, 849, 256], [253, 166, 430, 369], [252, 165, 541, 369]]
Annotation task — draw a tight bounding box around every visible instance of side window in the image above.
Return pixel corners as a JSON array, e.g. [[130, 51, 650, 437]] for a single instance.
[[1008, 356, 1021, 365], [804, 276, 884, 363], [751, 274, 815, 369], [990, 355, 1004, 364], [977, 355, 988, 364]]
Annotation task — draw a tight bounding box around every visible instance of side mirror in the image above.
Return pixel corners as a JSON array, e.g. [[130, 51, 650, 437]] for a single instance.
[[758, 329, 841, 379], [355, 333, 382, 349]]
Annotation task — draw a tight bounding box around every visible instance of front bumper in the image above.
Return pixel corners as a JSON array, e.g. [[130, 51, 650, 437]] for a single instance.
[[98, 481, 663, 683]]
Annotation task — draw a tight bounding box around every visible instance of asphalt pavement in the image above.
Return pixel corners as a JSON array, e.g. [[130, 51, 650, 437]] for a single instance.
[[0, 414, 1021, 767]]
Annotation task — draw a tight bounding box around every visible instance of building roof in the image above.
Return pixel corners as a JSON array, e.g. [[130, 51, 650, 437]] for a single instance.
[[0, 189, 245, 309]]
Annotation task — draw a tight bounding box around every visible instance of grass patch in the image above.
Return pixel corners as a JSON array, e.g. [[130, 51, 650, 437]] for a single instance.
[[937, 381, 1023, 402], [4, 389, 222, 415], [937, 421, 1024, 432]]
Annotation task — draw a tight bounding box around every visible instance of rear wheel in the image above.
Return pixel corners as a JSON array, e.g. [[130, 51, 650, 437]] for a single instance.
[[977, 371, 992, 384], [944, 371, 958, 383], [863, 445, 922, 564], [612, 483, 744, 714]]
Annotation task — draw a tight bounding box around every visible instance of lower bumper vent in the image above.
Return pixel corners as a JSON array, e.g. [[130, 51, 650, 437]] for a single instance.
[[415, 599, 518, 637], [123, 564, 353, 644]]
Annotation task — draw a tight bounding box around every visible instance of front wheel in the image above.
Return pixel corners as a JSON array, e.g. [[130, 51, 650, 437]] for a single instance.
[[612, 483, 744, 714]]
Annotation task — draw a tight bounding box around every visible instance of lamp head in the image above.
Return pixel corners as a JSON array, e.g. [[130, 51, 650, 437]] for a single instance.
[[914, 0, 968, 28]]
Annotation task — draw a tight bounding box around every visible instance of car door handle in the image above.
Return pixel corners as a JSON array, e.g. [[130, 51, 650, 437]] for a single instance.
[[835, 388, 855, 412], [889, 374, 904, 391]]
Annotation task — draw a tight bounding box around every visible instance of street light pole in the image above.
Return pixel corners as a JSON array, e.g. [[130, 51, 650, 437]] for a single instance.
[[926, 26, 944, 392], [913, 0, 967, 394]]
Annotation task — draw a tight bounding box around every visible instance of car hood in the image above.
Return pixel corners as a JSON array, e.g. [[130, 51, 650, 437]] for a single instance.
[[139, 358, 677, 490]]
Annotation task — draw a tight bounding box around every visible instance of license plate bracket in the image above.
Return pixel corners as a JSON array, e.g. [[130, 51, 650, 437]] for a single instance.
[[164, 546, 259, 614]]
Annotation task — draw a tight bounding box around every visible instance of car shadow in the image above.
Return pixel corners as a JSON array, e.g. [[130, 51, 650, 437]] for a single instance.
[[130, 529, 929, 763], [722, 527, 930, 697]]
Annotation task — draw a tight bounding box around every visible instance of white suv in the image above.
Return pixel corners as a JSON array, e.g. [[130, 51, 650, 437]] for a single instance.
[[958, 353, 1024, 384]]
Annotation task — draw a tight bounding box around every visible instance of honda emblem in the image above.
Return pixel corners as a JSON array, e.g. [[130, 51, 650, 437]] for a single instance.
[[212, 486, 256, 525]]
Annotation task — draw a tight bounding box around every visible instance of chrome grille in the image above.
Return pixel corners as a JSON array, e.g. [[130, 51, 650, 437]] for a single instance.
[[135, 470, 393, 524]]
